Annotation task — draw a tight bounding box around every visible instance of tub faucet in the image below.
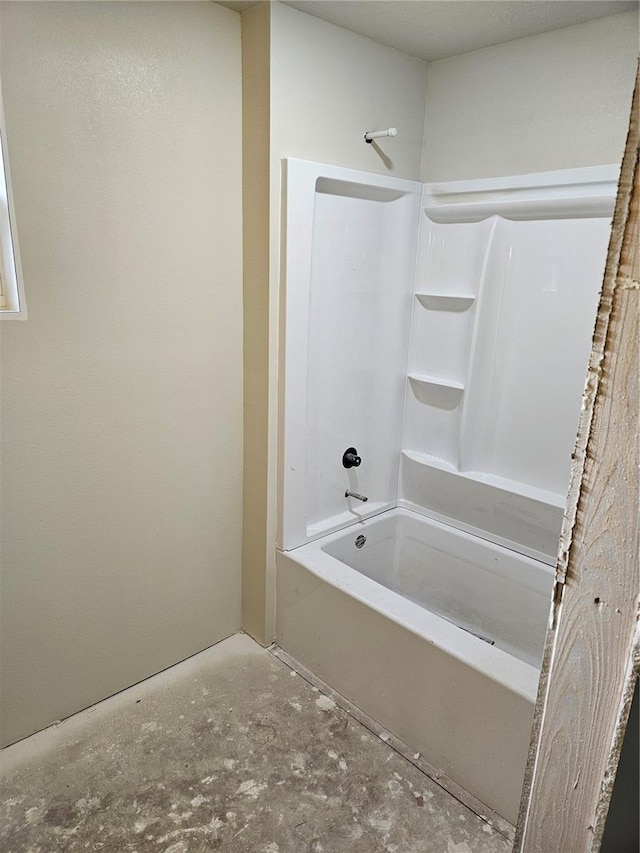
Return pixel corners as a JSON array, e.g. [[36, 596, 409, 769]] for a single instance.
[[345, 489, 368, 502]]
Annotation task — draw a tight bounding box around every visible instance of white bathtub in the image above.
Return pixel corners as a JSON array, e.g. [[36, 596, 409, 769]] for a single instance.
[[276, 507, 554, 824]]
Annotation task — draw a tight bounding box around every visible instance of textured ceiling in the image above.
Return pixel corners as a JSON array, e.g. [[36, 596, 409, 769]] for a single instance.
[[217, 0, 638, 61]]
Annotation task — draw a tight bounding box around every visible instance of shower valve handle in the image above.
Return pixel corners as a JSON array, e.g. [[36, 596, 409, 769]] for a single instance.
[[342, 447, 362, 468]]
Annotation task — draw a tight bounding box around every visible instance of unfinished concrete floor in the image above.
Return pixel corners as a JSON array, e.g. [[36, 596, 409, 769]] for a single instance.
[[0, 633, 512, 853]]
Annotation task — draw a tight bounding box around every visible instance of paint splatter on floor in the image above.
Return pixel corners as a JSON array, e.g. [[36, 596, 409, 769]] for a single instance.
[[0, 634, 511, 853]]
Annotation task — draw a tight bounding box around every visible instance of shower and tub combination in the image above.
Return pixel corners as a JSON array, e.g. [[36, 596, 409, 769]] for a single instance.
[[275, 157, 617, 823]]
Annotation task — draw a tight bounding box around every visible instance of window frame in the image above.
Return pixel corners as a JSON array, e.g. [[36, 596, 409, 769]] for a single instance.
[[0, 81, 26, 320]]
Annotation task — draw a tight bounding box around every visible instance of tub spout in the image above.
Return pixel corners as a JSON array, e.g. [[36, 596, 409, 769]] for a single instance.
[[345, 489, 368, 502]]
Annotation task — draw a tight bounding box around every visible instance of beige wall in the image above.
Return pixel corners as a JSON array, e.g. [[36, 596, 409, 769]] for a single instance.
[[241, 2, 428, 643], [422, 10, 639, 181], [270, 2, 428, 180], [242, 2, 272, 643], [0, 1, 243, 747]]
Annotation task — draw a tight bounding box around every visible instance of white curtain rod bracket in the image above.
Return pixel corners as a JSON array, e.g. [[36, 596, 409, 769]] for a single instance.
[[364, 127, 397, 144]]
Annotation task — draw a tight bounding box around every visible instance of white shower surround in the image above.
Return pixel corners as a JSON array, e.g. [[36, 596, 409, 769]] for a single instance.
[[279, 162, 421, 552], [276, 159, 617, 822], [280, 159, 617, 559]]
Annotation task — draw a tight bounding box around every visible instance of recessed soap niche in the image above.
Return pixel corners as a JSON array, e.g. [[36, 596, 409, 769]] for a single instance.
[[280, 158, 616, 562]]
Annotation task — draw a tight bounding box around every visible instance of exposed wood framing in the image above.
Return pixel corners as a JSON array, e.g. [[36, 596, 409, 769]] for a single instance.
[[515, 67, 639, 852]]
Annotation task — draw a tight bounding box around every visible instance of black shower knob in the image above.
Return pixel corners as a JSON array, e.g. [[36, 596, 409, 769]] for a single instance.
[[342, 447, 362, 468]]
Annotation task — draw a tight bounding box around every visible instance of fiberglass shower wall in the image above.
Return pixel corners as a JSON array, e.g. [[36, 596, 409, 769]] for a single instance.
[[280, 161, 421, 551], [280, 160, 617, 559], [399, 167, 617, 563]]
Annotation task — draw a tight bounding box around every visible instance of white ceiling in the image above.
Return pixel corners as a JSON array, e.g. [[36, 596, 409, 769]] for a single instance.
[[218, 0, 638, 62]]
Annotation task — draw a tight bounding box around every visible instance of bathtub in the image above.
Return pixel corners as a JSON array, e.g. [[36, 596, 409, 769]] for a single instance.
[[276, 507, 554, 824]]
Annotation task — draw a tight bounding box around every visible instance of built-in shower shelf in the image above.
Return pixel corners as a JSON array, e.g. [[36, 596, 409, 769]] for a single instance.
[[401, 449, 566, 508], [402, 450, 459, 473], [415, 293, 476, 311], [408, 373, 465, 393]]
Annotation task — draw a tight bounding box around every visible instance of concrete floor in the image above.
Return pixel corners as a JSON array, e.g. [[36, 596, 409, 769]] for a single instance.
[[0, 633, 512, 853]]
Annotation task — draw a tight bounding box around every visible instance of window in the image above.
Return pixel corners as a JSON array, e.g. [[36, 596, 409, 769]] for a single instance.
[[0, 89, 25, 318]]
